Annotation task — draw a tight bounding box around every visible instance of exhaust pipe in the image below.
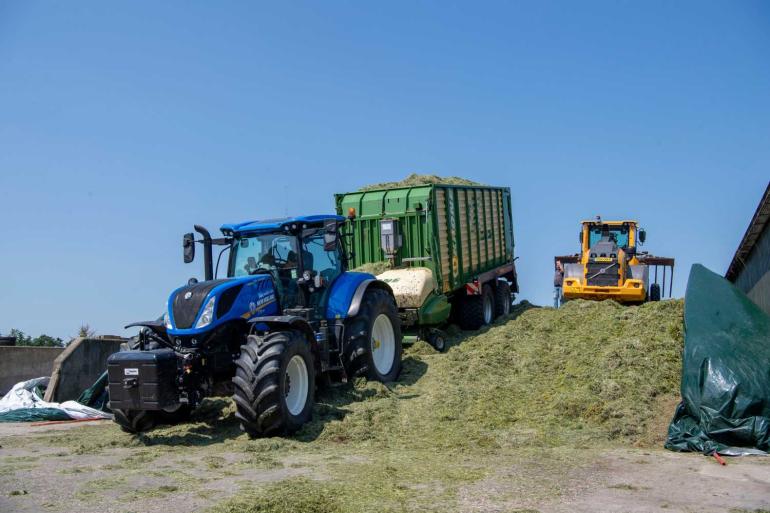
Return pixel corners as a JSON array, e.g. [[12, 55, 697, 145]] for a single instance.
[[194, 225, 213, 281]]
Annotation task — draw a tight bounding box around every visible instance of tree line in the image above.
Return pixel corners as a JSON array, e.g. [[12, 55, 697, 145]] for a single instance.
[[1, 324, 97, 347]]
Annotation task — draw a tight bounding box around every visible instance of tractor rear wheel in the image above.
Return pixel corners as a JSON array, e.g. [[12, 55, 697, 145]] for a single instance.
[[232, 330, 315, 437], [113, 409, 157, 433], [344, 288, 402, 382], [458, 284, 494, 330], [494, 282, 512, 318]]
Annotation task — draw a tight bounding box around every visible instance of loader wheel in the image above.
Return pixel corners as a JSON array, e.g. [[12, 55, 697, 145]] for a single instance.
[[458, 284, 494, 330], [344, 288, 402, 382], [232, 330, 315, 437], [649, 283, 661, 302], [113, 409, 157, 433], [494, 282, 512, 318]]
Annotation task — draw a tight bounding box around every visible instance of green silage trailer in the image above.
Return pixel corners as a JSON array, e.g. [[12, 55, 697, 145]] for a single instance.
[[335, 184, 517, 346]]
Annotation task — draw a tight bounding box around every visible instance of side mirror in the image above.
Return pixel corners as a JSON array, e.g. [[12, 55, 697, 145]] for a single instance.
[[579, 232, 583, 244], [324, 220, 338, 251], [183, 233, 195, 263], [638, 229, 646, 244]]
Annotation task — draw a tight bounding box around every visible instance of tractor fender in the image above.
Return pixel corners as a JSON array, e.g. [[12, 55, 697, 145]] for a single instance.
[[347, 279, 395, 318], [247, 316, 316, 346]]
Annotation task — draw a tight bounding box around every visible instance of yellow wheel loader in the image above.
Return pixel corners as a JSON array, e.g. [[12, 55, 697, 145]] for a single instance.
[[555, 217, 674, 304]]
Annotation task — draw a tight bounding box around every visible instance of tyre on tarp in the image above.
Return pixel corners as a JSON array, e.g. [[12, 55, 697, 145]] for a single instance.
[[665, 264, 770, 456]]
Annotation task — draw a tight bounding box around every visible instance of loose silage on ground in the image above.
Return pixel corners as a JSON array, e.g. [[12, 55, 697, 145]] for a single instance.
[[3, 299, 684, 513]]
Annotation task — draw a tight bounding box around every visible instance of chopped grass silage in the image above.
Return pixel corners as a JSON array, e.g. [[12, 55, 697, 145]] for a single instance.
[[358, 173, 483, 192], [302, 299, 684, 451], [351, 261, 391, 276], [4, 298, 684, 512], [10, 299, 683, 454]]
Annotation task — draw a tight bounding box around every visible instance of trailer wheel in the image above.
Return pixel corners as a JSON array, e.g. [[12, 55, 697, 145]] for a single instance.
[[649, 283, 661, 302], [494, 282, 512, 318], [344, 288, 402, 382], [113, 409, 157, 433], [427, 329, 447, 352], [458, 284, 494, 330], [233, 330, 315, 437]]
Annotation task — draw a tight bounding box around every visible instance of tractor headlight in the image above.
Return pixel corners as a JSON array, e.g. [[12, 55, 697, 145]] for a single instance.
[[163, 311, 172, 330], [195, 297, 216, 329]]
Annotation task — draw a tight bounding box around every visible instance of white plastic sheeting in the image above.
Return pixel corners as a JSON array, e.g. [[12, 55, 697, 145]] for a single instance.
[[0, 377, 112, 420]]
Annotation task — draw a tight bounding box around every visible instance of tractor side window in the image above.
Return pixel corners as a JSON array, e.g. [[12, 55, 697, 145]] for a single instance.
[[301, 230, 342, 284]]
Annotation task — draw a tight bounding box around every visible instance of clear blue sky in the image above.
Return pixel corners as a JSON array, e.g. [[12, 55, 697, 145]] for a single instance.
[[1, 2, 768, 339]]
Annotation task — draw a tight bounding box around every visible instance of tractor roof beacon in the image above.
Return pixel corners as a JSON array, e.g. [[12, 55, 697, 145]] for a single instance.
[[107, 213, 402, 436]]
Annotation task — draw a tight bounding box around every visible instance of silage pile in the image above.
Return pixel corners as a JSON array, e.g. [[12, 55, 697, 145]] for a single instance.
[[304, 299, 684, 450], [110, 299, 684, 454], [358, 173, 483, 191]]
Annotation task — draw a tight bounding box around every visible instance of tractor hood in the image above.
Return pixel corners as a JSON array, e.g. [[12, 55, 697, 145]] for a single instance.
[[166, 275, 278, 336]]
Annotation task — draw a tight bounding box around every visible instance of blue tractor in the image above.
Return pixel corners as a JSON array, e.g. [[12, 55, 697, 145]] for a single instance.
[[107, 214, 402, 435]]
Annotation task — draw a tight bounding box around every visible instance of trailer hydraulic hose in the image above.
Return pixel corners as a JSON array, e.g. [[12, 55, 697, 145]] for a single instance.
[[194, 225, 214, 281]]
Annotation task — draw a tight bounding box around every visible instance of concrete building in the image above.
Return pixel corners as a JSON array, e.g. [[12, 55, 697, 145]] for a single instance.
[[726, 182, 770, 315]]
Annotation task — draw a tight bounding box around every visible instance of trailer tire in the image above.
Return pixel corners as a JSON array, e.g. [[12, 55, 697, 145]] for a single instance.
[[233, 330, 315, 438], [649, 283, 661, 302], [113, 409, 157, 433], [458, 284, 494, 330], [344, 288, 402, 382], [494, 282, 512, 318]]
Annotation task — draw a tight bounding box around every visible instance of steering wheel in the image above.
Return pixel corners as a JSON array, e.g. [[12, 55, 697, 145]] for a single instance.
[[248, 267, 274, 276]]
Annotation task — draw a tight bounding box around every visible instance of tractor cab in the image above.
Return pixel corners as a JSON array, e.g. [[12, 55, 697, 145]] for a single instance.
[[222, 215, 346, 317]]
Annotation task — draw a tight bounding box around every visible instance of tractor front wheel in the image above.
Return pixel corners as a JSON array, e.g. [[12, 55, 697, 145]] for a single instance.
[[344, 288, 402, 382], [232, 330, 315, 437], [113, 409, 157, 433]]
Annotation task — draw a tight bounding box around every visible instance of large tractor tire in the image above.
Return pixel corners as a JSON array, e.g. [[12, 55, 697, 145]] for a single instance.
[[344, 288, 402, 382], [494, 281, 512, 318], [113, 409, 158, 433], [232, 330, 315, 437], [458, 284, 494, 330], [649, 283, 661, 302]]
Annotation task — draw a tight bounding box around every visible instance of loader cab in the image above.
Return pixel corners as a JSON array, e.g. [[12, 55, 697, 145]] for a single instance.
[[581, 220, 639, 255], [223, 215, 346, 314]]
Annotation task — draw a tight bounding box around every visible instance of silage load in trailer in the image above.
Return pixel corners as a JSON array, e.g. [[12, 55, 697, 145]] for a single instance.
[[665, 264, 770, 456]]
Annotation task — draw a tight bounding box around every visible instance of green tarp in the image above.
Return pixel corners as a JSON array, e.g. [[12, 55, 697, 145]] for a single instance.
[[665, 264, 770, 456]]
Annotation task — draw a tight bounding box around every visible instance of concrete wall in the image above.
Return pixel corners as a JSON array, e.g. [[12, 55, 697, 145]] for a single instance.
[[0, 346, 64, 395], [44, 337, 126, 403]]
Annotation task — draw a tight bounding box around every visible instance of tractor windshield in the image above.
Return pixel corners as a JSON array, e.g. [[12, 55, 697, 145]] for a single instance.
[[229, 233, 299, 278], [588, 224, 630, 248]]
